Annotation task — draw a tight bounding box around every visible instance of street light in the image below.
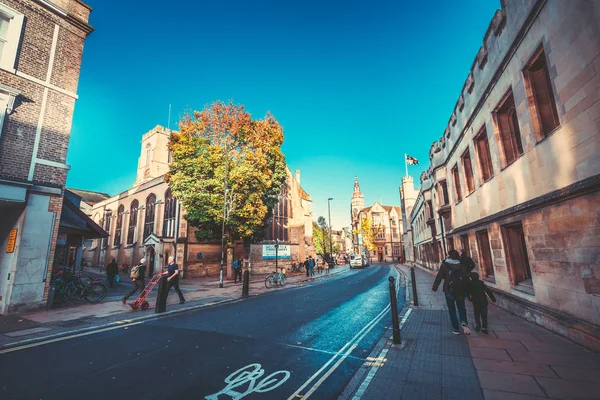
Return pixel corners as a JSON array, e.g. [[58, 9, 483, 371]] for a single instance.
[[328, 198, 333, 261]]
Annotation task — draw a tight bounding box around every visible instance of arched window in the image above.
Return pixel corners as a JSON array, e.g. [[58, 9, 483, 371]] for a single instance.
[[102, 210, 112, 249], [144, 194, 156, 240], [267, 183, 290, 241], [162, 189, 177, 238], [114, 205, 124, 246], [127, 200, 139, 244]]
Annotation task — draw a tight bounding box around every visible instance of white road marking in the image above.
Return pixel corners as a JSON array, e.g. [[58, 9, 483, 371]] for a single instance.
[[0, 321, 145, 355], [287, 268, 401, 400], [205, 363, 291, 400]]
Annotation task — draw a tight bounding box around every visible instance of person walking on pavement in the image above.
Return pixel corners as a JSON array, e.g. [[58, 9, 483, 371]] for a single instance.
[[234, 258, 243, 283], [122, 258, 146, 304], [106, 258, 118, 288], [324, 259, 330, 274], [468, 272, 496, 334], [309, 256, 315, 277], [161, 256, 185, 304], [432, 249, 471, 335], [304, 257, 310, 277], [460, 250, 476, 275]]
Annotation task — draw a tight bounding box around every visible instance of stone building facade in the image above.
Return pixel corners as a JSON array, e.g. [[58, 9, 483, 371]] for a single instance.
[[351, 177, 403, 262], [403, 0, 600, 350], [0, 0, 92, 314], [84, 125, 314, 278]]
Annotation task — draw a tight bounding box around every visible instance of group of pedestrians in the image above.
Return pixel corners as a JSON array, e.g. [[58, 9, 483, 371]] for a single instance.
[[432, 249, 496, 335], [304, 256, 329, 277], [120, 256, 185, 306]]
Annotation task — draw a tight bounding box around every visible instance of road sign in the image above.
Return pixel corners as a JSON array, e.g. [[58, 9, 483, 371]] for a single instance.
[[6, 229, 17, 253]]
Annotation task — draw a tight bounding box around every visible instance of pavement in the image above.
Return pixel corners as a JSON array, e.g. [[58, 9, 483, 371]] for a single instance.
[[0, 264, 402, 400], [340, 264, 600, 400], [0, 265, 350, 349]]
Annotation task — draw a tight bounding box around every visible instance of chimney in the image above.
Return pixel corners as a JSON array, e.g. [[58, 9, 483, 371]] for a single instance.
[[295, 169, 301, 185]]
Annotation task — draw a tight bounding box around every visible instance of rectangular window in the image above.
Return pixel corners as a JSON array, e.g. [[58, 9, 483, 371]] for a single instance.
[[502, 222, 533, 287], [474, 127, 494, 182], [452, 165, 462, 202], [447, 237, 454, 252], [461, 149, 475, 194], [476, 229, 494, 279], [524, 47, 559, 138], [494, 90, 523, 166], [440, 180, 449, 205], [460, 234, 469, 257], [0, 4, 24, 71]]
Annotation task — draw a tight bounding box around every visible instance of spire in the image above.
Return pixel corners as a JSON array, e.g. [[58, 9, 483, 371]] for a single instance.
[[353, 176, 361, 194]]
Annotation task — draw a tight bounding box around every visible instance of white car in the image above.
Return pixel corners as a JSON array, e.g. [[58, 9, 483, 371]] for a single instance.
[[349, 254, 368, 269]]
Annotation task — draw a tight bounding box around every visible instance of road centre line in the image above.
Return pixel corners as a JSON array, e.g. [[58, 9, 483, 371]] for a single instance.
[[287, 268, 400, 400]]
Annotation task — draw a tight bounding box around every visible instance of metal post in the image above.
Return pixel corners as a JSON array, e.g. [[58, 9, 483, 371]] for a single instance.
[[242, 269, 249, 297], [388, 276, 401, 344], [155, 277, 168, 313], [275, 239, 279, 273], [411, 267, 419, 306]]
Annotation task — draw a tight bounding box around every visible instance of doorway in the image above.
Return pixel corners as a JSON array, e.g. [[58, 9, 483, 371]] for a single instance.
[[147, 246, 156, 277]]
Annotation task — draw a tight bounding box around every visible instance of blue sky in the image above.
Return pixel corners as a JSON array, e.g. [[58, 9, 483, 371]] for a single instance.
[[67, 0, 500, 230]]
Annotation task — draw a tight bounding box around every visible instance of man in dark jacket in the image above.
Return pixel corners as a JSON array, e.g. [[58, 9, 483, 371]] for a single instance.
[[468, 272, 496, 334], [460, 250, 475, 275], [106, 258, 118, 288], [432, 249, 471, 335], [161, 256, 185, 304]]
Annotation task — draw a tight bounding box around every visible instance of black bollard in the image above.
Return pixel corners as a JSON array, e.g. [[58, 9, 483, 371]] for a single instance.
[[155, 277, 168, 313], [410, 267, 419, 307], [388, 276, 401, 344], [242, 269, 250, 297]]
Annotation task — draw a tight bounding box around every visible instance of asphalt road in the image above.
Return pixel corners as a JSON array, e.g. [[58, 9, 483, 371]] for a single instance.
[[0, 264, 404, 400]]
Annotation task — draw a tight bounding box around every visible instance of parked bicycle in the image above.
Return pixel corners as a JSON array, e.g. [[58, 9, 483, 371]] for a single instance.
[[51, 268, 107, 304], [265, 269, 287, 288], [290, 262, 303, 273]]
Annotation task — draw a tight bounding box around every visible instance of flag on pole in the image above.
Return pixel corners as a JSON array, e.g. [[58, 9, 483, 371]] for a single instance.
[[406, 154, 419, 165]]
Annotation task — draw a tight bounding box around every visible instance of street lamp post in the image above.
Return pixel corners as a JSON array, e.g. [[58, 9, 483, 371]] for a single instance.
[[275, 238, 279, 273], [328, 198, 333, 261]]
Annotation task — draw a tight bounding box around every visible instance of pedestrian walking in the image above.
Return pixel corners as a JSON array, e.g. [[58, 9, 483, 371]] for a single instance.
[[106, 258, 118, 288], [468, 272, 496, 334], [324, 259, 329, 274], [309, 256, 315, 277], [460, 250, 476, 275], [432, 249, 471, 335], [233, 257, 243, 283], [304, 257, 310, 277], [161, 256, 185, 304], [122, 259, 146, 304]]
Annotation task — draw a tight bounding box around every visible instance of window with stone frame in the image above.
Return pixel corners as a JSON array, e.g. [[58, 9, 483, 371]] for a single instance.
[[474, 127, 494, 182], [127, 200, 139, 245], [461, 149, 475, 194], [502, 221, 533, 289], [162, 189, 177, 238], [447, 237, 454, 252], [102, 210, 112, 249], [144, 194, 156, 240], [493, 90, 523, 166], [0, 4, 24, 71], [266, 183, 289, 241], [438, 180, 450, 206], [476, 229, 494, 279], [452, 165, 462, 203], [460, 234, 470, 256], [523, 46, 560, 140], [114, 205, 124, 246]]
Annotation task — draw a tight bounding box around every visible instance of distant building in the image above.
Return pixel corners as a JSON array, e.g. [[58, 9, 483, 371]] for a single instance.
[[405, 0, 600, 351], [0, 0, 93, 314], [350, 177, 403, 262], [83, 125, 314, 278]]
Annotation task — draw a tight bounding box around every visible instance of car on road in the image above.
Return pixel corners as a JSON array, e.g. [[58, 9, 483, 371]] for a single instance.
[[349, 254, 368, 269]]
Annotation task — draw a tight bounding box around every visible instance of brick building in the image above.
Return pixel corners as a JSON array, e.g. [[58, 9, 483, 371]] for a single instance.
[[83, 125, 314, 279], [351, 177, 403, 262], [402, 0, 600, 350], [0, 0, 92, 314]]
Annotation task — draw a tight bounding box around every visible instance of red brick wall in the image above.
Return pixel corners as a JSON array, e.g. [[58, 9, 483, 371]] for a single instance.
[[43, 195, 63, 301]]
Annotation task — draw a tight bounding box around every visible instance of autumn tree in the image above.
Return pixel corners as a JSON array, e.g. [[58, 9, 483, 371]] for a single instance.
[[166, 101, 287, 246], [313, 217, 341, 257], [359, 216, 376, 254]]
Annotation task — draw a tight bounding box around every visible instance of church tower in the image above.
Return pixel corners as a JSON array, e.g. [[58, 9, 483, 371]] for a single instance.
[[351, 176, 365, 220], [135, 125, 173, 186]]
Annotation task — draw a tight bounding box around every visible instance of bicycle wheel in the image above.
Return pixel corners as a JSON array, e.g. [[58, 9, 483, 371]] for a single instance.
[[83, 283, 107, 303], [265, 275, 274, 289], [53, 284, 71, 304], [279, 274, 287, 287]]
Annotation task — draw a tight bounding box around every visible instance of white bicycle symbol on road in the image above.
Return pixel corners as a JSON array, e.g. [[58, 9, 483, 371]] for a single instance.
[[205, 363, 291, 400]]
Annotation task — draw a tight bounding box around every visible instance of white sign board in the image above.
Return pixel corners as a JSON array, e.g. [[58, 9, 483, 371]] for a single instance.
[[262, 244, 291, 259]]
